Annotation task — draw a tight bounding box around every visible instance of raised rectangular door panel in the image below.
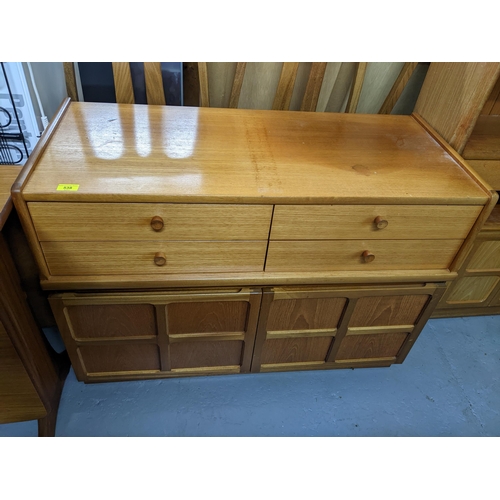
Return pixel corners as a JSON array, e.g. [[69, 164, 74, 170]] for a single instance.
[[349, 294, 430, 327], [445, 276, 500, 304], [170, 340, 243, 370], [78, 344, 161, 374], [166, 301, 248, 337], [66, 304, 157, 340], [335, 332, 409, 361], [267, 296, 347, 332], [252, 289, 348, 372], [260, 337, 334, 365], [466, 241, 500, 271]]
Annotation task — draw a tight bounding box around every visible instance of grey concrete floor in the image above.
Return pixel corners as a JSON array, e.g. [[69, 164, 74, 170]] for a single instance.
[[1, 315, 499, 437]]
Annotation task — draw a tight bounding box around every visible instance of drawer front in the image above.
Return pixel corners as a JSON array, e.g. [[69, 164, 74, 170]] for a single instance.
[[265, 239, 463, 272], [42, 241, 267, 275], [29, 202, 273, 241], [271, 205, 481, 240]]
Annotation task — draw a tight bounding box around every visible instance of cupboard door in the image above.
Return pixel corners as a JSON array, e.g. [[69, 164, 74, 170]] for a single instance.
[[251, 288, 348, 372], [252, 284, 445, 372], [332, 289, 441, 364], [50, 288, 261, 382]]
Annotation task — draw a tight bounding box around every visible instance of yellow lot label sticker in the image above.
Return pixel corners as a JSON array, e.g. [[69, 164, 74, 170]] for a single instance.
[[56, 184, 79, 191]]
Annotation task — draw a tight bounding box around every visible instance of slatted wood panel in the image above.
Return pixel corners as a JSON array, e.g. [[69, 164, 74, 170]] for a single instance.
[[379, 63, 418, 114], [63, 62, 78, 101], [228, 63, 247, 108], [272, 63, 300, 110], [300, 63, 328, 111], [345, 62, 367, 113], [67, 304, 157, 339], [144, 63, 166, 105], [112, 62, 134, 104]]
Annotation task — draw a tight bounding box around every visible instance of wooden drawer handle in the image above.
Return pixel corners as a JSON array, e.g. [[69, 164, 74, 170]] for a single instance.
[[154, 252, 167, 266], [374, 216, 388, 229], [151, 216, 164, 231], [362, 250, 375, 263]]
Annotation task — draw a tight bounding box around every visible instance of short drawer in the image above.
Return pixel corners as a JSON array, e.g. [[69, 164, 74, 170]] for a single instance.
[[270, 205, 481, 240], [265, 239, 463, 272], [29, 202, 273, 241], [41, 240, 267, 275]]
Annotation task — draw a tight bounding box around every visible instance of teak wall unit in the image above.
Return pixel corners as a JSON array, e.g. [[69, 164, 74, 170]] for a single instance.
[[12, 99, 497, 383], [425, 69, 500, 317]]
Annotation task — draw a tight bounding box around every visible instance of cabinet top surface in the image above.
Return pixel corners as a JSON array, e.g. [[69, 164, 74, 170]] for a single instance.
[[23, 102, 488, 204]]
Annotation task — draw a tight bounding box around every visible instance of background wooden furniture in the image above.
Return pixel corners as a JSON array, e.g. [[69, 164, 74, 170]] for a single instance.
[[0, 167, 69, 436], [415, 63, 500, 318], [65, 62, 428, 115], [433, 203, 500, 317], [11, 99, 496, 382]]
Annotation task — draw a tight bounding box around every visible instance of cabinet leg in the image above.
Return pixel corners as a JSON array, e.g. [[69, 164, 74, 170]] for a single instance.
[[37, 351, 71, 437]]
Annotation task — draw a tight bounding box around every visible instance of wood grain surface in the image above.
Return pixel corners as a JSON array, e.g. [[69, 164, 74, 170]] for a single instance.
[[0, 166, 21, 230], [144, 63, 166, 105], [265, 239, 463, 272], [466, 241, 500, 271], [379, 62, 418, 114], [267, 297, 346, 331], [0, 321, 47, 423], [462, 115, 500, 160], [41, 240, 268, 275], [466, 160, 500, 190], [260, 336, 333, 365], [167, 301, 248, 335], [446, 276, 499, 303], [414, 62, 500, 153], [170, 340, 243, 369], [349, 294, 429, 327], [22, 102, 488, 205], [273, 63, 299, 110], [29, 202, 273, 241], [335, 332, 408, 360], [67, 303, 157, 339], [78, 344, 161, 373], [112, 62, 134, 104], [271, 205, 481, 240]]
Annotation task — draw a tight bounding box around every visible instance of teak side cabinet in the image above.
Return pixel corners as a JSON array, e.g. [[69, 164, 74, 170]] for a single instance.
[[0, 167, 69, 435], [12, 99, 498, 383]]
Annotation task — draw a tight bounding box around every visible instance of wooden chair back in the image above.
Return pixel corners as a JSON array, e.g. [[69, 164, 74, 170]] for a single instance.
[[63, 62, 170, 105]]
